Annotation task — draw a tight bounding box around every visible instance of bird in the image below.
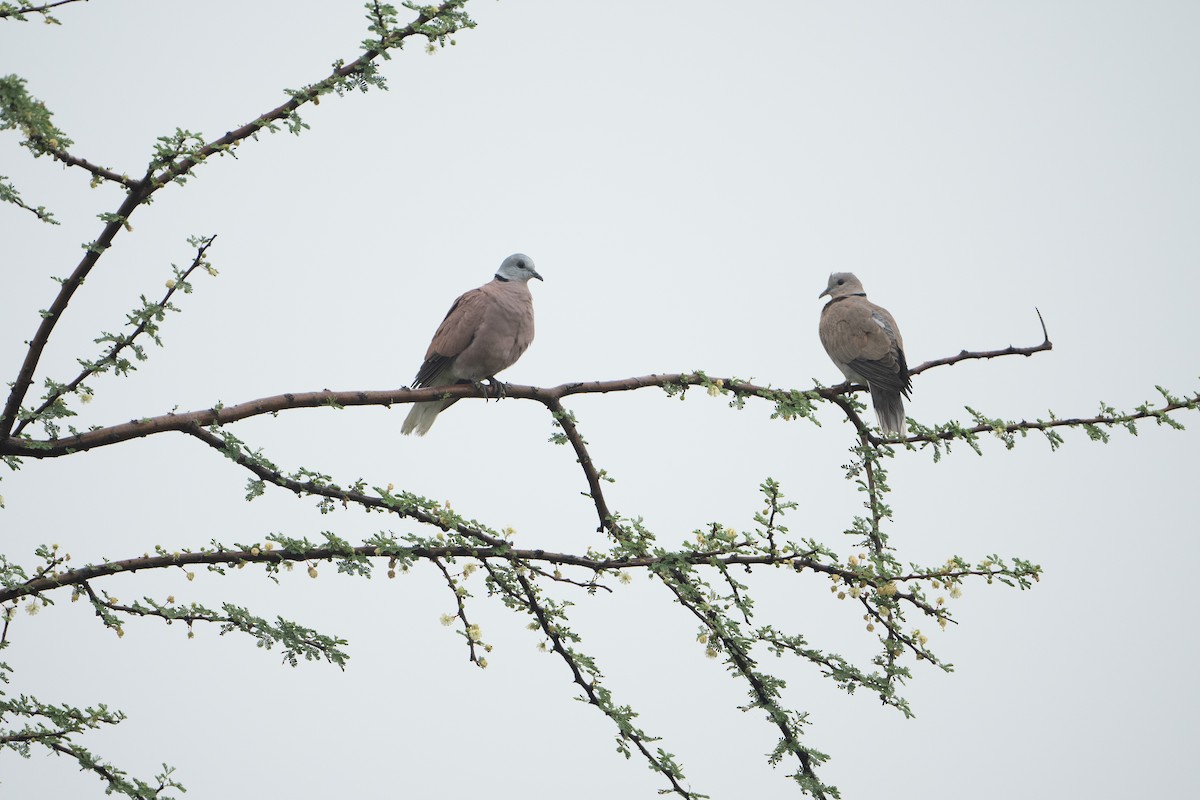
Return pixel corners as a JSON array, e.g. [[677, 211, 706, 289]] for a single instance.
[[401, 253, 543, 436], [818, 272, 912, 434]]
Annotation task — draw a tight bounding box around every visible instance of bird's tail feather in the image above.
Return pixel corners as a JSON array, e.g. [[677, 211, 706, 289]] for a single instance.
[[871, 391, 906, 435], [401, 400, 449, 436]]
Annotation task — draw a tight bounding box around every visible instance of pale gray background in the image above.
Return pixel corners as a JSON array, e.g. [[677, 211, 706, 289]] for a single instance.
[[2, 1, 1198, 797]]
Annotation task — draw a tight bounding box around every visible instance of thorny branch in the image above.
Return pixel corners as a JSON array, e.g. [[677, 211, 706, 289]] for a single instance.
[[908, 308, 1052, 377]]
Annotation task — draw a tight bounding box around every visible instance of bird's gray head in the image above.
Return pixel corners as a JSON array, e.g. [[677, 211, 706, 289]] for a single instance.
[[495, 253, 543, 283], [819, 272, 865, 300]]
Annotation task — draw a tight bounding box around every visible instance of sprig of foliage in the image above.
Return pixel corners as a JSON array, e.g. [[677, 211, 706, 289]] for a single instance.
[[0, 174, 56, 223], [0, 687, 184, 798], [12, 236, 218, 439], [0, 73, 73, 156]]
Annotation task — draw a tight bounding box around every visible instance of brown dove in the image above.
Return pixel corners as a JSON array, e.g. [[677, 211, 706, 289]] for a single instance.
[[401, 254, 543, 436], [818, 272, 912, 434]]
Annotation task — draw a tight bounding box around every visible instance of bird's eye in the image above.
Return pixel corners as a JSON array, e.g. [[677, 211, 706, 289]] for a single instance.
[[836, 278, 844, 286], [517, 260, 527, 269]]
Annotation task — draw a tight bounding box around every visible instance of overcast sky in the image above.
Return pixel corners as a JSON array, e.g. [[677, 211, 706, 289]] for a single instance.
[[3, 2, 1198, 798]]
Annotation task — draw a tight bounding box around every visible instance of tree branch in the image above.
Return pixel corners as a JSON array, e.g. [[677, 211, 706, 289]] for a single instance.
[[502, 566, 700, 798], [0, 186, 148, 438], [42, 145, 138, 189], [0, 1, 472, 439], [181, 424, 509, 549], [12, 235, 217, 437], [0, 0, 89, 21], [546, 397, 617, 535], [908, 308, 1052, 377]]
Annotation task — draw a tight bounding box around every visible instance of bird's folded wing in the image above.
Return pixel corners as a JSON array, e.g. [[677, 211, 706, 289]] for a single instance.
[[413, 288, 489, 387], [823, 301, 911, 395]]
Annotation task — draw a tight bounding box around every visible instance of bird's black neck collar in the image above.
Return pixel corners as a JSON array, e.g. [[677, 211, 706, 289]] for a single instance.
[[828, 292, 867, 302], [494, 275, 509, 283]]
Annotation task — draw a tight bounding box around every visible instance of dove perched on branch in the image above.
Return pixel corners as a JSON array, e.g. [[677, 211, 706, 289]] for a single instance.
[[401, 254, 543, 436], [818, 272, 912, 434]]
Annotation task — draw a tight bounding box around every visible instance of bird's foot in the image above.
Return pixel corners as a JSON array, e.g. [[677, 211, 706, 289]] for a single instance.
[[470, 377, 507, 401], [486, 377, 508, 400]]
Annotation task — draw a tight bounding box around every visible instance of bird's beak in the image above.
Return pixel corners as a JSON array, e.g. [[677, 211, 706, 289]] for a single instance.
[[818, 288, 830, 299], [531, 269, 544, 281]]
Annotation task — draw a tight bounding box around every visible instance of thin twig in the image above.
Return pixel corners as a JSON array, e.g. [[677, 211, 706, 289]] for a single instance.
[[908, 308, 1052, 377], [546, 397, 617, 535], [432, 558, 481, 665], [0, 0, 88, 20], [503, 567, 699, 798], [660, 567, 827, 795], [41, 146, 138, 188], [181, 424, 508, 549], [0, 186, 148, 438], [12, 236, 217, 437], [859, 432, 886, 553]]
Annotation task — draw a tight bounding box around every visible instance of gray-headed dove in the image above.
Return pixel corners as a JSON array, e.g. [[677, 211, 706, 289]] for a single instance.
[[819, 272, 912, 434], [401, 254, 542, 436]]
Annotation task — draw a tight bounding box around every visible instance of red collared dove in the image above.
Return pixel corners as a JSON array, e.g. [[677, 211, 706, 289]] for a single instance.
[[818, 272, 912, 434], [401, 254, 543, 436]]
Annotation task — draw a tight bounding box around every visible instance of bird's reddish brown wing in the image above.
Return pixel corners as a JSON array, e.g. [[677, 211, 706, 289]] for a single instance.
[[412, 288, 488, 387]]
